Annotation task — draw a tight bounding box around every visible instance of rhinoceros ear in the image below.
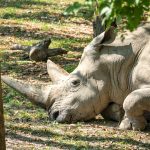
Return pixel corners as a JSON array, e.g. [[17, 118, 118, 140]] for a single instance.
[[85, 26, 116, 51], [102, 26, 116, 43]]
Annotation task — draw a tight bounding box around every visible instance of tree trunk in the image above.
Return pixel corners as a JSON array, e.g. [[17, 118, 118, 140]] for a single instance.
[[0, 69, 6, 150], [93, 16, 104, 37], [93, 16, 117, 37]]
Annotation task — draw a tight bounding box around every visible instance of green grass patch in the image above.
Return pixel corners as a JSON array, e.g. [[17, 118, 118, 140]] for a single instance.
[[64, 64, 78, 73]]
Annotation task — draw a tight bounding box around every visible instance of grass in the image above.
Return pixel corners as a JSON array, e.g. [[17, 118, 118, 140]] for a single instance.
[[1, 0, 150, 149]]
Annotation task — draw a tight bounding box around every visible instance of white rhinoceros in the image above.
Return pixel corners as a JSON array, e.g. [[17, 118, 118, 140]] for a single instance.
[[2, 23, 150, 130]]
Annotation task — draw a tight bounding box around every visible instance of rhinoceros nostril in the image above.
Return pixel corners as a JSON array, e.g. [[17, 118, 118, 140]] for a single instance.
[[52, 111, 59, 120]]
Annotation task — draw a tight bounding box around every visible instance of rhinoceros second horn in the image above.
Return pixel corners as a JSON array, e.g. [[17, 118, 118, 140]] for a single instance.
[[47, 59, 69, 82]]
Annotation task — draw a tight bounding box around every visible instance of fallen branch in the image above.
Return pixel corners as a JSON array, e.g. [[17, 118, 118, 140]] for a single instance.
[[10, 38, 67, 62]]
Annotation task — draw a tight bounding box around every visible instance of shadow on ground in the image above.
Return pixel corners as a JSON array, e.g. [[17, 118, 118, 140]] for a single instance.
[[1, 11, 61, 24], [0, 25, 90, 46], [0, 0, 52, 9], [6, 122, 150, 150]]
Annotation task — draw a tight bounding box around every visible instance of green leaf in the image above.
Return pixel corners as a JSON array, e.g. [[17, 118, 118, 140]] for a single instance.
[[135, 0, 140, 5], [63, 2, 82, 16], [100, 6, 111, 16], [85, 0, 93, 6]]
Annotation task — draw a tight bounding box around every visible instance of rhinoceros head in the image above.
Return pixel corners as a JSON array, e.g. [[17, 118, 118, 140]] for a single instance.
[[2, 27, 116, 123], [46, 70, 102, 123]]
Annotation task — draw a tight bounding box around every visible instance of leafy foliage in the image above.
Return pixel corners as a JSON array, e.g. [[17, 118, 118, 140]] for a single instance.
[[64, 0, 150, 31], [64, 1, 95, 19]]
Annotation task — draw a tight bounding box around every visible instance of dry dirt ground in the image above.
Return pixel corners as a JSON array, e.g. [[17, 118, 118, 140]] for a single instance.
[[0, 0, 150, 149]]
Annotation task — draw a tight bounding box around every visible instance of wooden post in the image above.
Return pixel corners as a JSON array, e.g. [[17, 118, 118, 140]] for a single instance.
[[93, 16, 117, 37], [0, 69, 6, 150], [93, 16, 104, 37]]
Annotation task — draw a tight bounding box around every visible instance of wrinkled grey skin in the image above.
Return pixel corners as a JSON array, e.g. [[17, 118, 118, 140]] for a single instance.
[[2, 24, 150, 130]]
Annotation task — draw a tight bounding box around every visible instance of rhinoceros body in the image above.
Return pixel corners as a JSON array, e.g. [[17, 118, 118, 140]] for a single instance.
[[2, 23, 150, 130]]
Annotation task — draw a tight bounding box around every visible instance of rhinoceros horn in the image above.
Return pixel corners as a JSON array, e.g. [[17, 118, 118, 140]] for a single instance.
[[1, 75, 52, 109], [47, 59, 69, 82], [2, 60, 69, 108]]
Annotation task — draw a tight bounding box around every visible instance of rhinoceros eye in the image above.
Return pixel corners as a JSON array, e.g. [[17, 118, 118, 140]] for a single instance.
[[71, 79, 80, 87]]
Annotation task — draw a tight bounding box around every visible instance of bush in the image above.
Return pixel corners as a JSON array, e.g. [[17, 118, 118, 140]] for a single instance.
[[64, 0, 150, 31]]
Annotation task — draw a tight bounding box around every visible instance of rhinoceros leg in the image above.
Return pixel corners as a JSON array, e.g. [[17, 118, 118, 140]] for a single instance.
[[101, 103, 124, 122], [119, 88, 150, 130]]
